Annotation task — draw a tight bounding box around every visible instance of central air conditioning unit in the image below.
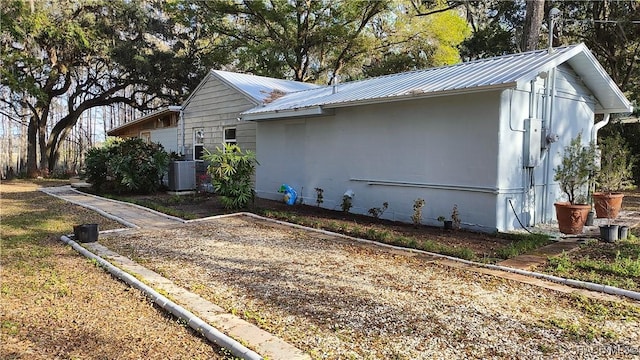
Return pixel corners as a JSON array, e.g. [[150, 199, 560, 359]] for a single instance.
[[168, 161, 196, 191]]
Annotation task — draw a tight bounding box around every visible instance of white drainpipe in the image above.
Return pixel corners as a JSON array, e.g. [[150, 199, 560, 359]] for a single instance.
[[592, 113, 610, 145]]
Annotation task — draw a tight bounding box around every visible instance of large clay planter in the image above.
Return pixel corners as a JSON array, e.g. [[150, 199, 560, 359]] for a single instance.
[[554, 202, 591, 235], [593, 192, 624, 219]]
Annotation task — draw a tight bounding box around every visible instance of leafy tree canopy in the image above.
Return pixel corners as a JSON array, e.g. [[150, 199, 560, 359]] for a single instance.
[[0, 0, 223, 174], [364, 0, 470, 77]]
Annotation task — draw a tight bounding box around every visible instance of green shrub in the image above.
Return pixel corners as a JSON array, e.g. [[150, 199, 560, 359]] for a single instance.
[[368, 202, 388, 219], [496, 233, 552, 259], [203, 143, 258, 210], [85, 137, 169, 194], [341, 195, 353, 212], [85, 144, 113, 191], [411, 198, 425, 227]]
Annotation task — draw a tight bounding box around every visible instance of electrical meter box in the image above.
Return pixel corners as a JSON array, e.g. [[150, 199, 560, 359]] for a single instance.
[[524, 118, 542, 168]]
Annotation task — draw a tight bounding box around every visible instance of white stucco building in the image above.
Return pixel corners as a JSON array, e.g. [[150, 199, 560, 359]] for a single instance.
[[241, 44, 632, 232]]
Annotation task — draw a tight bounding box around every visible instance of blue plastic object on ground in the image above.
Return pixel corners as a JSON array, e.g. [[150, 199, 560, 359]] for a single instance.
[[278, 184, 297, 205]]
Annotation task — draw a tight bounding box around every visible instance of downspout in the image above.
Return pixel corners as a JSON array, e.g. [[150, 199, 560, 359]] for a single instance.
[[592, 113, 610, 145], [180, 108, 185, 156], [167, 105, 184, 158], [589, 113, 610, 210]]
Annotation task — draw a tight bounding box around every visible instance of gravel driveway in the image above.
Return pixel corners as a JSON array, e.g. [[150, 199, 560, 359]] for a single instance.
[[100, 215, 640, 359]]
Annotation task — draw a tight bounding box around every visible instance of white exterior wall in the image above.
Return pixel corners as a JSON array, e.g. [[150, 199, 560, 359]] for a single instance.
[[495, 64, 597, 231], [181, 75, 257, 160], [255, 92, 503, 231], [150, 128, 179, 154]]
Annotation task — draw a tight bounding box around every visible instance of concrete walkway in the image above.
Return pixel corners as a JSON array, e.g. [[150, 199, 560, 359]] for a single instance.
[[41, 186, 309, 360], [43, 185, 184, 229]]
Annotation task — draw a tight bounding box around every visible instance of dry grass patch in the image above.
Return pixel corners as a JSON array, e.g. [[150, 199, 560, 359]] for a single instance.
[[100, 216, 640, 359], [1, 180, 231, 359]]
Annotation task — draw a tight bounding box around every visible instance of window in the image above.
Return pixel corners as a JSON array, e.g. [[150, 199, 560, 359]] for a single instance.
[[194, 128, 205, 161], [223, 127, 236, 146], [140, 131, 151, 144]]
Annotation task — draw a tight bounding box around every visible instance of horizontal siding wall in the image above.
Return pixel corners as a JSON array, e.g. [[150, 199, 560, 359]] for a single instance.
[[181, 75, 257, 160]]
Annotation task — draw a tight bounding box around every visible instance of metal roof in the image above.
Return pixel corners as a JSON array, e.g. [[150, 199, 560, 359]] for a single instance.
[[107, 106, 181, 135], [182, 70, 320, 107], [241, 43, 632, 120], [212, 70, 320, 103], [110, 71, 319, 134]]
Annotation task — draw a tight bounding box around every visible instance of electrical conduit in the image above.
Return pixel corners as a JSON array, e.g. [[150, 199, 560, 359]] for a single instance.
[[60, 235, 263, 360], [541, 67, 557, 223]]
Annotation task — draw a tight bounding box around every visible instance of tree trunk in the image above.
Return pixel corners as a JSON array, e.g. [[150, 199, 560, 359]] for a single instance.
[[522, 0, 545, 51], [26, 116, 38, 177], [38, 120, 48, 174], [46, 110, 83, 173]]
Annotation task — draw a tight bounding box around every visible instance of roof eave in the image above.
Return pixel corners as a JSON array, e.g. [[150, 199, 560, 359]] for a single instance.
[[571, 46, 633, 115], [241, 83, 515, 121], [326, 83, 516, 110], [107, 107, 181, 135], [242, 106, 332, 121], [594, 105, 634, 115]]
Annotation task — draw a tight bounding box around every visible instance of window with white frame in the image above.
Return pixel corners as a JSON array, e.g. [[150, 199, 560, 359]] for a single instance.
[[140, 131, 151, 144], [223, 127, 236, 146], [193, 128, 205, 160]]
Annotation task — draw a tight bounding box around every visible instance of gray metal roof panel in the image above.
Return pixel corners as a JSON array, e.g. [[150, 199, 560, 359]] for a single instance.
[[211, 70, 320, 103], [242, 43, 631, 118]]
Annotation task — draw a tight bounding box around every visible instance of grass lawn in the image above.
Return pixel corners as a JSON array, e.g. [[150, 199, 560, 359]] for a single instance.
[[538, 192, 640, 292], [0, 180, 231, 359], [543, 234, 640, 292]]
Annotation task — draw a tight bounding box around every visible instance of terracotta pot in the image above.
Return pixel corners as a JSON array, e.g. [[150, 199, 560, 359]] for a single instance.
[[554, 202, 591, 235], [593, 192, 624, 219]]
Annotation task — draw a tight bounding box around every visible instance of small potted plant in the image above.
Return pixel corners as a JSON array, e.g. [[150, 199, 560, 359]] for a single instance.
[[436, 205, 460, 230], [593, 133, 635, 219], [437, 216, 453, 230], [553, 133, 598, 234], [451, 204, 461, 230]]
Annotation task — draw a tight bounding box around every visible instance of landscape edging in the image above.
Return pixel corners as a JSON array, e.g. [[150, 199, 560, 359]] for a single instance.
[[60, 235, 263, 360], [218, 212, 640, 302]]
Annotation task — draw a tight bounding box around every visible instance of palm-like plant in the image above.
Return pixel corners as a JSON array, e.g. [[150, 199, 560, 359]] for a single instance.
[[203, 143, 258, 209]]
